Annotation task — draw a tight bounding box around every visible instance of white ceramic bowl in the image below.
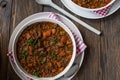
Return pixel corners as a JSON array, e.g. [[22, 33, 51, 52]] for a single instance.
[[69, 0, 116, 11], [12, 18, 76, 80]]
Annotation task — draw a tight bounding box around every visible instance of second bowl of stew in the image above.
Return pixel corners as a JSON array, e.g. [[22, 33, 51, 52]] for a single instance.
[[70, 0, 115, 11], [12, 18, 76, 80]]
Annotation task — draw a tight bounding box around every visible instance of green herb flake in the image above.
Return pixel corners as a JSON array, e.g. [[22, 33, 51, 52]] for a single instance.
[[52, 37, 58, 44], [64, 45, 68, 50], [39, 56, 45, 65], [22, 55, 26, 60], [50, 51, 57, 60], [22, 50, 27, 54], [62, 58, 65, 62], [32, 70, 40, 77], [61, 31, 65, 35], [28, 38, 34, 46], [51, 51, 55, 56], [53, 56, 57, 60], [21, 50, 27, 60], [57, 29, 60, 33], [41, 61, 45, 64]]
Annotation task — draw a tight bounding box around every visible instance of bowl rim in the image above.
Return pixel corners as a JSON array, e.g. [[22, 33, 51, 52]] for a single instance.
[[70, 0, 116, 11], [12, 18, 76, 80]]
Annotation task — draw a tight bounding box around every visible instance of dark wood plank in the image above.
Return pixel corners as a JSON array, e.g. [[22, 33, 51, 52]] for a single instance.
[[9, 0, 43, 34], [100, 9, 120, 80], [0, 0, 12, 80], [71, 20, 101, 80], [7, 0, 43, 80], [1, 0, 120, 80]]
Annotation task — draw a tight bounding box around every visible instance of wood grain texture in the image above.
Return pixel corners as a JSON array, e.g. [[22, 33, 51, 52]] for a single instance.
[[0, 0, 12, 80], [100, 10, 120, 80], [0, 0, 120, 80], [7, 0, 43, 80]]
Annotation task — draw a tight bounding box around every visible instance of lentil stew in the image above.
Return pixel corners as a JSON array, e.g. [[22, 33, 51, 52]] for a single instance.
[[16, 22, 73, 77], [72, 0, 112, 9]]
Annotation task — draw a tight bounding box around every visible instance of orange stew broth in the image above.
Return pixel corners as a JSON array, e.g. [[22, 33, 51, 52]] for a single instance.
[[17, 22, 73, 77], [72, 0, 112, 9]]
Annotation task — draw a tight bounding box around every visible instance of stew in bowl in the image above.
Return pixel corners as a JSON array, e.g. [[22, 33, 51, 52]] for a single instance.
[[12, 18, 76, 80], [71, 0, 115, 11]]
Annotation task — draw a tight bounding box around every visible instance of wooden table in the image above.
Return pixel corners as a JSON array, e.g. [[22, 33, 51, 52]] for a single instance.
[[0, 0, 120, 80]]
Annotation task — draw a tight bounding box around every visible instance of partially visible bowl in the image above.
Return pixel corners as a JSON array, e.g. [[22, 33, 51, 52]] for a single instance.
[[12, 17, 76, 80], [70, 0, 116, 11]]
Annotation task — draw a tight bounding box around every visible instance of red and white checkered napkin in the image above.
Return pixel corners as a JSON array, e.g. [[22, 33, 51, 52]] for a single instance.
[[26, 77, 33, 80], [93, 5, 112, 16], [7, 51, 14, 63], [48, 12, 87, 56]]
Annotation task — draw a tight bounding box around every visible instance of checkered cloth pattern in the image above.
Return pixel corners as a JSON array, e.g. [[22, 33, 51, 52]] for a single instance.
[[7, 51, 14, 63], [93, 5, 112, 16], [48, 12, 87, 55], [27, 77, 33, 80]]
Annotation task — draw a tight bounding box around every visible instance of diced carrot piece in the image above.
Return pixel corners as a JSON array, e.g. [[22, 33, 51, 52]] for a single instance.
[[52, 29, 56, 35], [66, 40, 71, 45], [43, 32, 47, 39], [47, 47, 50, 52], [26, 33, 31, 39], [43, 57, 46, 62], [29, 46, 34, 52], [46, 30, 51, 36], [28, 63, 33, 67], [61, 36, 66, 42], [67, 54, 72, 60], [48, 62, 52, 67], [59, 67, 64, 72], [56, 62, 61, 68], [57, 42, 64, 47], [52, 69, 56, 73], [60, 51, 66, 56]]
